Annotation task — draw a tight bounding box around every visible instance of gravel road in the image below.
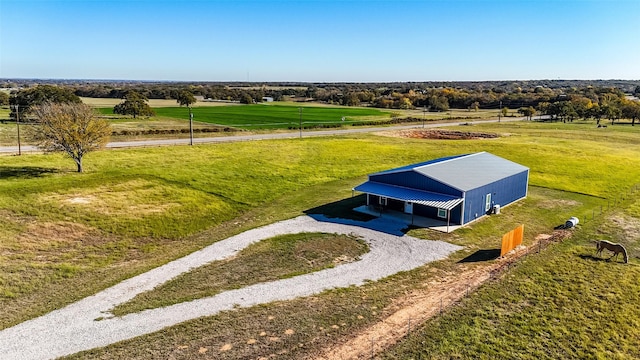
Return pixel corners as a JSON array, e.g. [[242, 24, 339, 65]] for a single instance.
[[0, 117, 529, 154], [0, 215, 461, 359]]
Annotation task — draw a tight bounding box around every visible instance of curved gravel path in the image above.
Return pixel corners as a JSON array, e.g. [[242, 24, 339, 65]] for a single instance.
[[0, 215, 461, 359]]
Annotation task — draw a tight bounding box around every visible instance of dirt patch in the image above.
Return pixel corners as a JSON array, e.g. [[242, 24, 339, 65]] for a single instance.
[[537, 199, 581, 209], [66, 196, 95, 205], [384, 129, 499, 140], [15, 222, 95, 246], [608, 214, 640, 239]]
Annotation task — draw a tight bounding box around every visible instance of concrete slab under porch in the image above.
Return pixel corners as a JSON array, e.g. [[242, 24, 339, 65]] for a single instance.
[[353, 205, 463, 233]]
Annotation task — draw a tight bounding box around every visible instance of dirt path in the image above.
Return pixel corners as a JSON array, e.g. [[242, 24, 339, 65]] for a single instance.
[[313, 231, 570, 360]]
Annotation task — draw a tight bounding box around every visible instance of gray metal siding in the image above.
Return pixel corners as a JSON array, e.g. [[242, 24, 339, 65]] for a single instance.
[[370, 171, 463, 197], [462, 170, 529, 224]]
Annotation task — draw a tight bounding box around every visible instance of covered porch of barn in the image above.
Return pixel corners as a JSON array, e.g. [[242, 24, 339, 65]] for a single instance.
[[352, 181, 464, 233]]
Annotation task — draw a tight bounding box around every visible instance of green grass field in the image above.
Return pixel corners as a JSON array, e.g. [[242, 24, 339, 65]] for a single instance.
[[1, 121, 640, 358], [98, 103, 392, 129]]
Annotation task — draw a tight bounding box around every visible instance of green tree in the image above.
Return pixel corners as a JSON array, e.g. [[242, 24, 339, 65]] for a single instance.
[[113, 91, 155, 118], [0, 91, 9, 106], [518, 106, 536, 120], [240, 93, 253, 104], [428, 95, 449, 111], [9, 85, 81, 121], [342, 92, 361, 106], [621, 100, 640, 126], [601, 103, 622, 125], [174, 90, 197, 107], [30, 102, 111, 173], [398, 97, 413, 109], [501, 106, 509, 118]]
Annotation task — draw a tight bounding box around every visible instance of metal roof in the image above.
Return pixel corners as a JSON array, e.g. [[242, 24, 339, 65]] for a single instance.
[[370, 154, 467, 176], [372, 152, 529, 192], [354, 181, 463, 210]]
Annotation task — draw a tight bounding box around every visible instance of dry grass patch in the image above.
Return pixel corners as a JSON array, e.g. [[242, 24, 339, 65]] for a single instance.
[[15, 221, 97, 248], [608, 213, 640, 239], [537, 199, 581, 209], [45, 179, 180, 218]]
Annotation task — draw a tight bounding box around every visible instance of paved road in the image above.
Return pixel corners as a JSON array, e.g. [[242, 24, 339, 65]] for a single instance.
[[0, 117, 526, 154], [0, 215, 461, 360]]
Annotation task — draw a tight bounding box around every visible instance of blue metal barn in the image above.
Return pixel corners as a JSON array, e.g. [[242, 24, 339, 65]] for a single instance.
[[353, 152, 529, 226]]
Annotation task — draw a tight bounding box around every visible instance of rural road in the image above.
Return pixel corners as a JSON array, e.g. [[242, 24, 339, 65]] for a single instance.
[[0, 117, 527, 154], [0, 215, 461, 360]]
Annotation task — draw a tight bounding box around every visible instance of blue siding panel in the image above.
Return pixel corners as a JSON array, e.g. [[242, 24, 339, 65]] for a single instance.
[[370, 171, 463, 197], [463, 170, 529, 224]]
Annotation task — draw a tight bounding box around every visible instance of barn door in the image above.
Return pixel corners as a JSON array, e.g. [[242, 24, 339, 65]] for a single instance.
[[404, 202, 413, 214], [485, 193, 492, 212]]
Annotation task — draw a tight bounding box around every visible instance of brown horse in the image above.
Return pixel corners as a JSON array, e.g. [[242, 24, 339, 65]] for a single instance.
[[594, 240, 629, 263]]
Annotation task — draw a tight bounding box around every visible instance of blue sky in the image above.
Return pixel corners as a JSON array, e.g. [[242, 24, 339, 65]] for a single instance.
[[1, 0, 638, 82]]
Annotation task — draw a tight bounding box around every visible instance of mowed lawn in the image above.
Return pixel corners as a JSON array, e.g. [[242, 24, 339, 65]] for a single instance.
[[1, 121, 640, 359], [98, 104, 391, 129]]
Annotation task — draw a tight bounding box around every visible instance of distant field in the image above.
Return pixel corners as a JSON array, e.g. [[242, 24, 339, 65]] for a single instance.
[[83, 97, 497, 130], [99, 104, 392, 129]]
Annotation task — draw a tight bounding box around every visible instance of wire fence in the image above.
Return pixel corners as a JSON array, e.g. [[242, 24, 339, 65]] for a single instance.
[[365, 183, 640, 359]]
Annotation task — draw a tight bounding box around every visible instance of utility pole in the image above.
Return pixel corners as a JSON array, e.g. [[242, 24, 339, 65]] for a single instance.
[[499, 100, 502, 122], [423, 105, 426, 128], [188, 106, 193, 146], [12, 103, 22, 156], [298, 107, 302, 138]]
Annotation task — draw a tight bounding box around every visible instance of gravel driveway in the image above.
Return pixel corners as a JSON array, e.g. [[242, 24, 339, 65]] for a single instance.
[[0, 215, 461, 359]]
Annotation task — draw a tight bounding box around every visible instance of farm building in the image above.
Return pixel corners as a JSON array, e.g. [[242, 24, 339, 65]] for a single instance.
[[353, 152, 529, 230]]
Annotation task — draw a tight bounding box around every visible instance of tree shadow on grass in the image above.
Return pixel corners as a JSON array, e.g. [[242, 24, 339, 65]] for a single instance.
[[458, 249, 501, 263], [0, 166, 59, 180]]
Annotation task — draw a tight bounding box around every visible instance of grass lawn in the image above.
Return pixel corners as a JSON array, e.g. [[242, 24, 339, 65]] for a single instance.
[[1, 121, 640, 358]]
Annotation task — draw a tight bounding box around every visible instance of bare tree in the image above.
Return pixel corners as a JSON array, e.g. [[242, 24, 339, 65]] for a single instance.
[[31, 102, 111, 172]]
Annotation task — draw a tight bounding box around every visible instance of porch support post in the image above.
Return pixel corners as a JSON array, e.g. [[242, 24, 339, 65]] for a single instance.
[[447, 209, 451, 233], [411, 206, 414, 225]]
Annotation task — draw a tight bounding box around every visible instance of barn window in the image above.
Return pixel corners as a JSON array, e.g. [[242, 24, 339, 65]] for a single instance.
[[437, 208, 447, 218], [485, 193, 492, 212], [379, 196, 388, 206]]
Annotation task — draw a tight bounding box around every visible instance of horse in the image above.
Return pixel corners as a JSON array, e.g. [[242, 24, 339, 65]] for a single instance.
[[594, 240, 629, 263]]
